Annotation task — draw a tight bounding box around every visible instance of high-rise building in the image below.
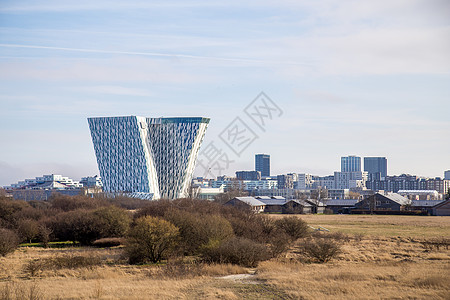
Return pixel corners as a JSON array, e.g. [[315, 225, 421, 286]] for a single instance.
[[255, 154, 270, 177], [236, 171, 261, 181], [341, 156, 361, 172], [277, 173, 298, 189], [445, 170, 450, 180], [88, 116, 210, 199], [364, 157, 388, 181]]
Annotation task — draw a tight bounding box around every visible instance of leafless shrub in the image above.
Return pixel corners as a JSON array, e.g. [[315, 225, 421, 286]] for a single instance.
[[153, 260, 203, 279], [267, 229, 291, 258], [24, 255, 103, 277], [298, 238, 341, 263], [311, 231, 351, 243], [274, 216, 309, 242], [0, 281, 43, 300], [92, 237, 125, 248], [201, 237, 270, 267], [0, 228, 19, 257], [353, 233, 364, 242]]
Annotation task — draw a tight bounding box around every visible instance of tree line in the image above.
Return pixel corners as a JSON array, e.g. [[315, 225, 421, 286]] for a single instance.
[[0, 193, 340, 266]]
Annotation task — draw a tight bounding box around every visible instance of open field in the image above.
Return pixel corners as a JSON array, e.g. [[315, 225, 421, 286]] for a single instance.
[[270, 214, 450, 238], [0, 215, 449, 299]]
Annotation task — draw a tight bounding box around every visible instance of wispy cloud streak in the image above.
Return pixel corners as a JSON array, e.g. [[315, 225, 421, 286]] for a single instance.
[[0, 43, 313, 66]]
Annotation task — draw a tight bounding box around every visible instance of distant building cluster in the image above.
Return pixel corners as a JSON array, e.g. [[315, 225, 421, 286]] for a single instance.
[[224, 192, 450, 216], [3, 174, 102, 201], [3, 144, 449, 216], [4, 174, 102, 190], [193, 154, 450, 210]]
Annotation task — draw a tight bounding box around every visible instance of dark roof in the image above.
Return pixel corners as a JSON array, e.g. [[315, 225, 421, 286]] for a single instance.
[[377, 193, 409, 205], [411, 200, 444, 207], [259, 199, 287, 205], [304, 199, 326, 206], [325, 199, 359, 206], [285, 199, 312, 207]]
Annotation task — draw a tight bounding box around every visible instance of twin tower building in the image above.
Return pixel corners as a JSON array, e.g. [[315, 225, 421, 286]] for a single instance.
[[88, 116, 210, 200]]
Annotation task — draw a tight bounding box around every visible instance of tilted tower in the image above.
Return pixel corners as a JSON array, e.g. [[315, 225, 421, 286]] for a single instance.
[[88, 116, 209, 199]]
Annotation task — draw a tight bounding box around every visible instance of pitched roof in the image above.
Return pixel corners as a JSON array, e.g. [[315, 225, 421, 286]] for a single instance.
[[285, 199, 312, 207], [411, 200, 444, 207], [304, 199, 326, 206], [258, 199, 287, 205], [325, 199, 359, 206], [233, 197, 266, 207], [378, 193, 410, 205], [255, 196, 272, 200]]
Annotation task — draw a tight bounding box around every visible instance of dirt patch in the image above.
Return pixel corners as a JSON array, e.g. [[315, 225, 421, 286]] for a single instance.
[[219, 273, 259, 284]]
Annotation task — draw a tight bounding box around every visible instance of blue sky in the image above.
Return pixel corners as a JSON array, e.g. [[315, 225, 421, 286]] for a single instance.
[[1, 0, 449, 186]]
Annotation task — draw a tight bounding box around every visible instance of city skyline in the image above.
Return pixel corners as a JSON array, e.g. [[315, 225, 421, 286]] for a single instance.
[[1, 1, 449, 186]]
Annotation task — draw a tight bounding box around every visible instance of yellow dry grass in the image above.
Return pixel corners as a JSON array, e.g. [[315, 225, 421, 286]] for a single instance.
[[273, 214, 450, 238], [0, 215, 448, 299]]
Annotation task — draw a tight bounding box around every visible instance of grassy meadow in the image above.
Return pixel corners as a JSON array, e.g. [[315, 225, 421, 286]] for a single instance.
[[1, 214, 449, 299]]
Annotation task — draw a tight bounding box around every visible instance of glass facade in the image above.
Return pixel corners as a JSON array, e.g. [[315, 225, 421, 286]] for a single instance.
[[255, 154, 270, 177], [364, 157, 388, 181], [341, 156, 361, 172], [88, 116, 209, 199]]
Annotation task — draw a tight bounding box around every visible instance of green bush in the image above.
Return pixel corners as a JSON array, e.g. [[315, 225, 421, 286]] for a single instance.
[[0, 228, 19, 256], [126, 216, 179, 264]]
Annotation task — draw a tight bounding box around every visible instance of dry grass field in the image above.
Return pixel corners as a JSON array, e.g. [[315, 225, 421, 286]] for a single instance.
[[0, 214, 449, 299]]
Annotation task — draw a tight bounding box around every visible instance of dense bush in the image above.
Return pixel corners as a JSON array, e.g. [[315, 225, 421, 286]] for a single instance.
[[126, 216, 179, 264], [134, 199, 174, 219], [0, 196, 308, 264], [48, 209, 99, 245], [48, 206, 131, 245], [274, 216, 309, 241], [17, 218, 40, 243], [298, 238, 341, 263], [0, 198, 29, 228], [0, 228, 19, 256], [165, 209, 234, 255], [266, 228, 291, 257], [92, 206, 131, 238], [49, 194, 106, 212], [201, 237, 270, 267]]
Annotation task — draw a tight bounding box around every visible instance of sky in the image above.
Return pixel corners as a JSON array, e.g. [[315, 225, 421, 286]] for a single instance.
[[0, 0, 449, 186]]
